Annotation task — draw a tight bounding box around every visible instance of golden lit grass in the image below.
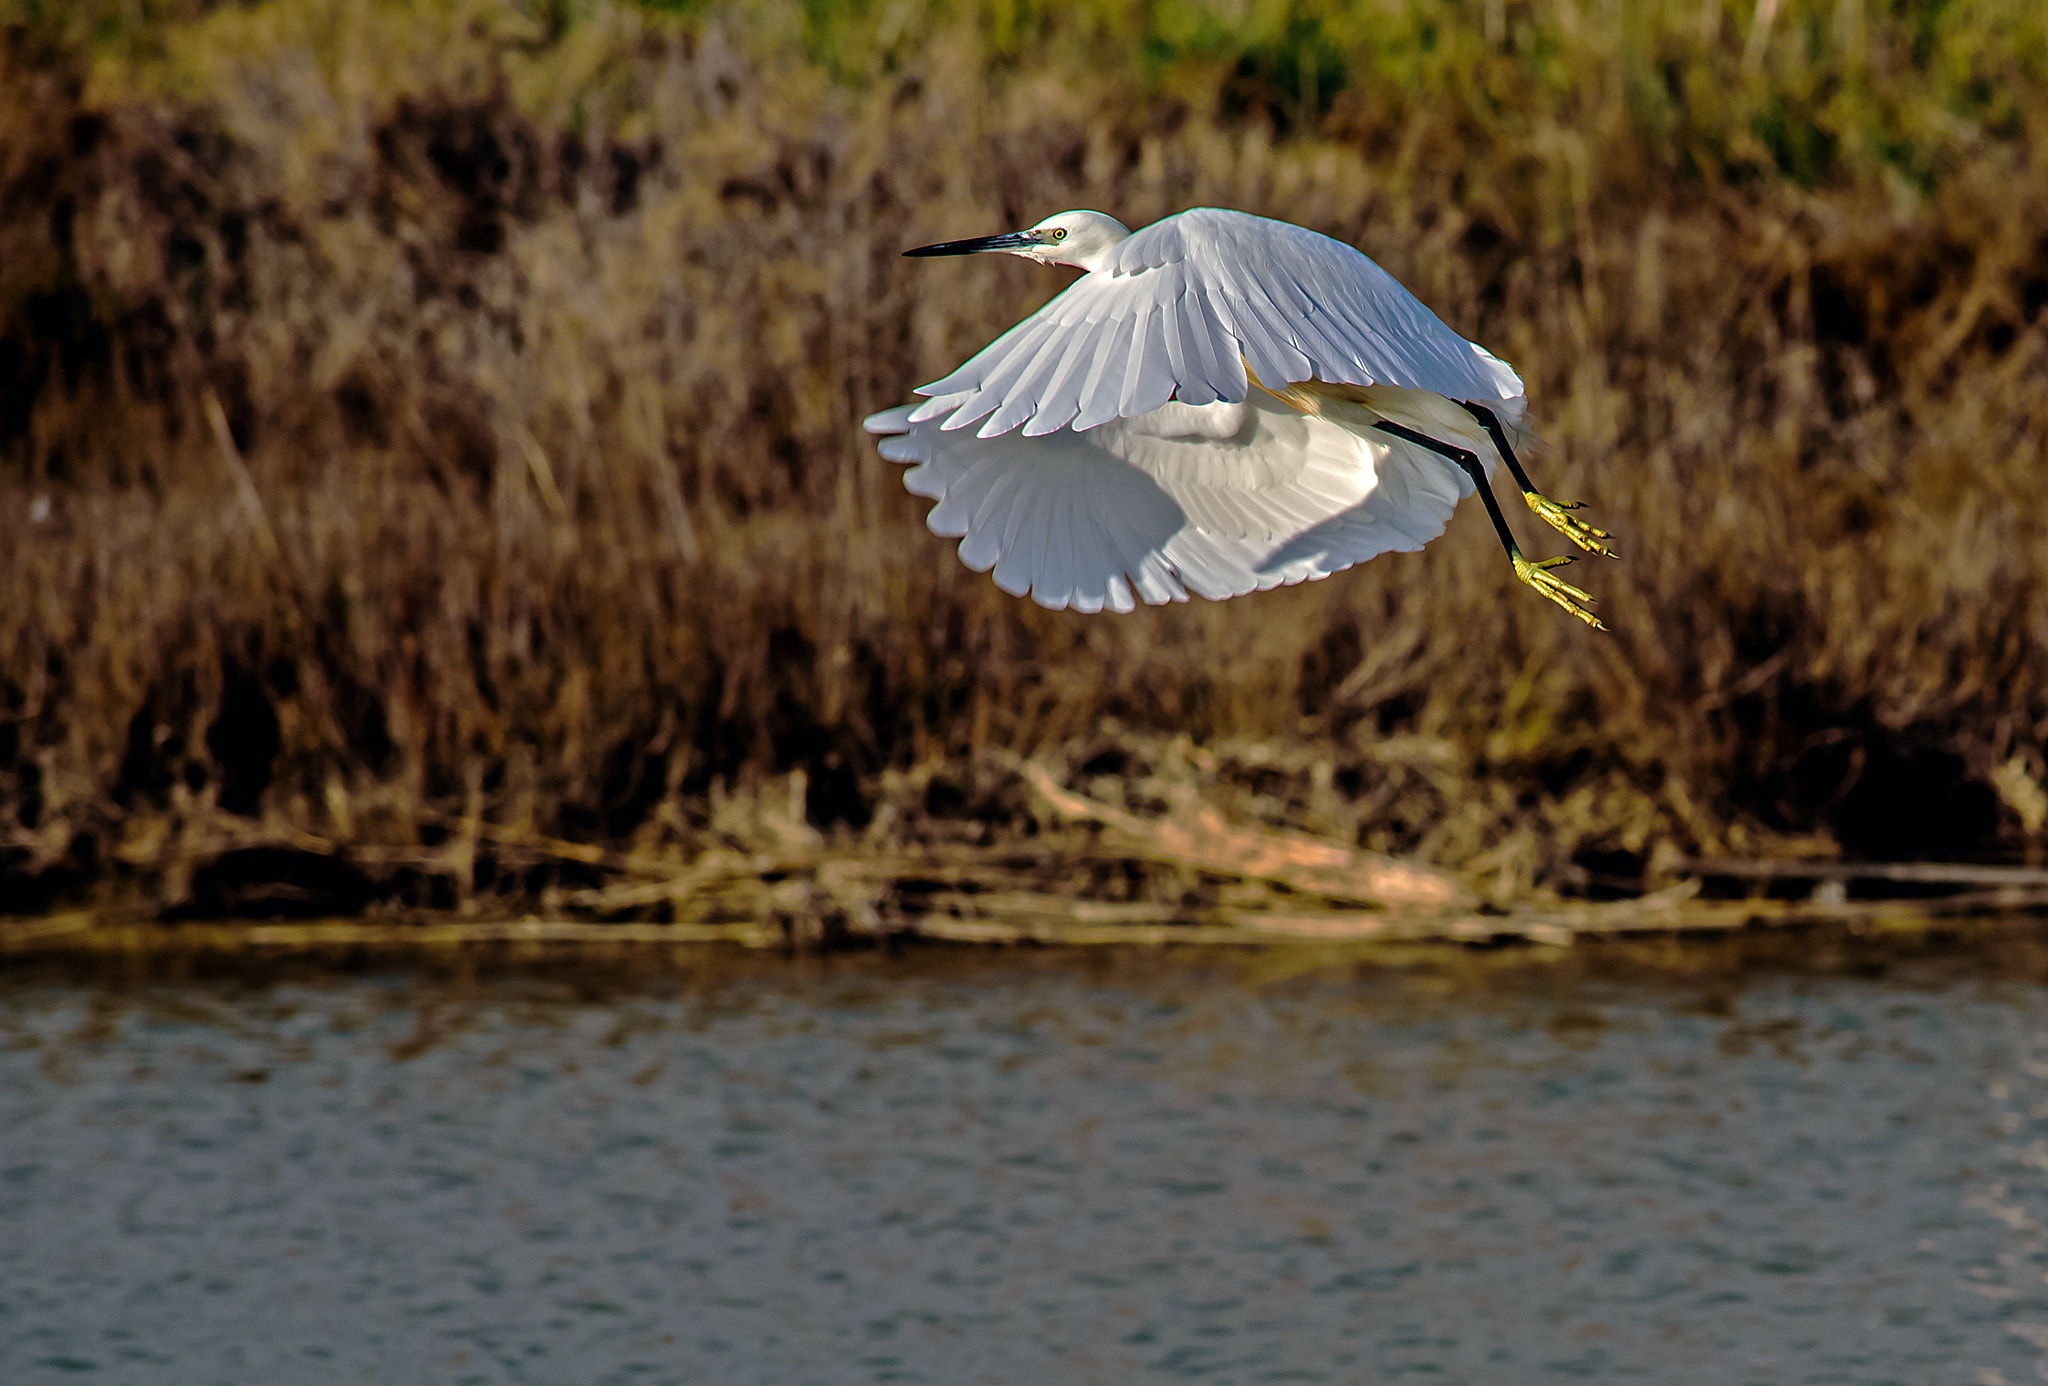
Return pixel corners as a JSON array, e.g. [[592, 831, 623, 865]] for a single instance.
[[2, 0, 2047, 919]]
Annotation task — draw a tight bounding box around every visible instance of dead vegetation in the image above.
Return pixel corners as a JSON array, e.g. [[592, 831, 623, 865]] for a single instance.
[[3, 0, 2048, 936]]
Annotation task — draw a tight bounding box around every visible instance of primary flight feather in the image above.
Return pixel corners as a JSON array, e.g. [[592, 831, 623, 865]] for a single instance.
[[864, 207, 1615, 627]]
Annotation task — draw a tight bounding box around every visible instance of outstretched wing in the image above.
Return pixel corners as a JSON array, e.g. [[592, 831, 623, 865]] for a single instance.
[[910, 208, 1523, 439], [864, 392, 1473, 613]]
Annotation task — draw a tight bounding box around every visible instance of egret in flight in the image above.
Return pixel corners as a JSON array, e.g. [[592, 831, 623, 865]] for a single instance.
[[863, 208, 1614, 628]]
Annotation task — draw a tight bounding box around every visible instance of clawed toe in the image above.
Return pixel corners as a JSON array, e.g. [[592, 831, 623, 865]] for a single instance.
[[1513, 553, 1606, 631], [1524, 492, 1618, 560]]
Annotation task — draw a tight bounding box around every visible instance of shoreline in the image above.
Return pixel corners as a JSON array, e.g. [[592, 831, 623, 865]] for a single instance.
[[11, 854, 2046, 964]]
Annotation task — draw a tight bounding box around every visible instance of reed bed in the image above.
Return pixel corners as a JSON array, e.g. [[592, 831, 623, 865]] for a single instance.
[[2, 0, 2047, 931]]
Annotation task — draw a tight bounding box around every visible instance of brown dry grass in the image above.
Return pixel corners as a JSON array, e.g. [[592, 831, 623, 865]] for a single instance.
[[3, 0, 2048, 922]]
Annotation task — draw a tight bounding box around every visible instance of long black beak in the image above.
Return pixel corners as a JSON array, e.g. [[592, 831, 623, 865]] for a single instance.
[[903, 230, 1043, 258]]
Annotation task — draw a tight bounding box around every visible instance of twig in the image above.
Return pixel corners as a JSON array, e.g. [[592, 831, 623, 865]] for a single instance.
[[414, 812, 706, 879], [1681, 858, 2048, 888], [1, 918, 785, 953], [205, 388, 280, 561], [1017, 761, 1474, 911]]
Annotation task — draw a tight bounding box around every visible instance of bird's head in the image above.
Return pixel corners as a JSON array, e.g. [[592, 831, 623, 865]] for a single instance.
[[904, 210, 1131, 273]]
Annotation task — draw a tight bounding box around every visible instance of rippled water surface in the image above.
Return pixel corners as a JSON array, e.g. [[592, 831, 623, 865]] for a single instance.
[[7, 945, 2048, 1384]]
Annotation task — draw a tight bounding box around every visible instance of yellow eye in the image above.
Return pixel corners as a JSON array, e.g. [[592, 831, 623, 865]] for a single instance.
[[1050, 228, 1067, 241]]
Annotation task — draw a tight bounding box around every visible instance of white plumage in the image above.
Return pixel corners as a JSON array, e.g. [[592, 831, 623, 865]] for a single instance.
[[865, 207, 1613, 627]]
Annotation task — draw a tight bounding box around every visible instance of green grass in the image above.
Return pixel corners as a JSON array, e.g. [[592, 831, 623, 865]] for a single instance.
[[2, 0, 2047, 918]]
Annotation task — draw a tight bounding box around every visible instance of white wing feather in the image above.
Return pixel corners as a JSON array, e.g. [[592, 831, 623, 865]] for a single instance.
[[865, 392, 1474, 612], [919, 208, 1523, 438]]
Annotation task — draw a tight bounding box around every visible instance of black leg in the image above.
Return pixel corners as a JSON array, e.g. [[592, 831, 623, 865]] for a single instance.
[[1372, 418, 1605, 629], [1455, 400, 1617, 561], [1456, 401, 1540, 497], [1371, 420, 1524, 563]]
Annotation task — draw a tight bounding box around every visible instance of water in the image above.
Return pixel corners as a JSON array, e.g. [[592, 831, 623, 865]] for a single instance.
[[5, 946, 2048, 1384]]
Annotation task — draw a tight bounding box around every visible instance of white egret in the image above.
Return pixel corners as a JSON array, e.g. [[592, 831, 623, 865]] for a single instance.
[[863, 207, 1615, 629]]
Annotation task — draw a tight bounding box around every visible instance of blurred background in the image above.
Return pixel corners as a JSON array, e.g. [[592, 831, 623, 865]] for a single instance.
[[3, 0, 2046, 925]]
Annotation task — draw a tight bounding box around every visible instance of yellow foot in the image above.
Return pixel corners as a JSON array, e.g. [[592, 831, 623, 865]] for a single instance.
[[1524, 491, 1617, 559], [1513, 553, 1606, 631]]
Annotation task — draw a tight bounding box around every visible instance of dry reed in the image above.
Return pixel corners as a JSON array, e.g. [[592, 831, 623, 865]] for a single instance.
[[3, 0, 2047, 925]]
